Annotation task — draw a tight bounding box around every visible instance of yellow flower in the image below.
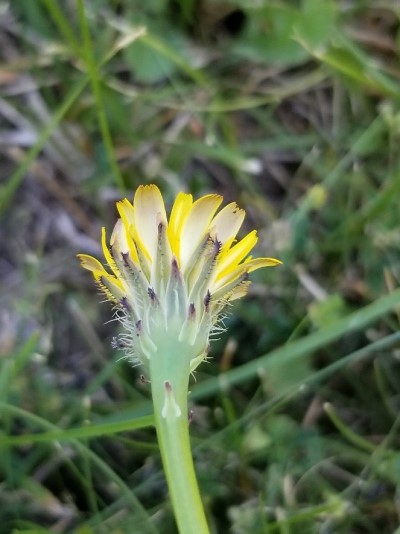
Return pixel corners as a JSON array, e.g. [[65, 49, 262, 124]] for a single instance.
[[78, 185, 281, 371]]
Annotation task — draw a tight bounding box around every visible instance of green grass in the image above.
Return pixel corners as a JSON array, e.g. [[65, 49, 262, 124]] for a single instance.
[[1, 0, 400, 532]]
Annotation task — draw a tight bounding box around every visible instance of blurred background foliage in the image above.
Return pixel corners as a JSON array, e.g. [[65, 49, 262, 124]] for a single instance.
[[1, 0, 400, 532]]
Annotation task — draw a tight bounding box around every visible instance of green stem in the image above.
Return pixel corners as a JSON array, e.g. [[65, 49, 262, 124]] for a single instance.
[[149, 344, 210, 534]]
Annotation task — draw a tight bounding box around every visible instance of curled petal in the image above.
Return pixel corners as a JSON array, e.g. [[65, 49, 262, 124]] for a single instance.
[[78, 254, 110, 276]]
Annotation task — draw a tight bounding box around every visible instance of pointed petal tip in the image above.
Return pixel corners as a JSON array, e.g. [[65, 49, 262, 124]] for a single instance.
[[246, 257, 283, 272], [269, 258, 283, 266], [77, 254, 105, 273]]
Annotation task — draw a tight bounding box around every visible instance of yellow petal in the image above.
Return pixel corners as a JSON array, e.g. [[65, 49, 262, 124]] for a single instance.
[[77, 254, 125, 302], [244, 257, 283, 272], [212, 256, 282, 292], [98, 274, 126, 302], [110, 219, 126, 253], [180, 194, 223, 270], [210, 202, 245, 245], [116, 198, 135, 230], [101, 227, 120, 277], [167, 192, 193, 261], [229, 281, 251, 301], [110, 218, 140, 265], [116, 197, 149, 264], [215, 230, 258, 281], [133, 184, 167, 262], [77, 254, 109, 275]]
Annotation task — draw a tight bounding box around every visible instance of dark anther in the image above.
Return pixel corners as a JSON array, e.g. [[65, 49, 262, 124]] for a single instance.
[[135, 319, 142, 333], [204, 290, 211, 312], [120, 296, 131, 311], [164, 380, 172, 392], [121, 251, 130, 266]]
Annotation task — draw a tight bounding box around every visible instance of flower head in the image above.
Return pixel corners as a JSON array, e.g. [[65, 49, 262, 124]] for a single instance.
[[78, 185, 281, 372]]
